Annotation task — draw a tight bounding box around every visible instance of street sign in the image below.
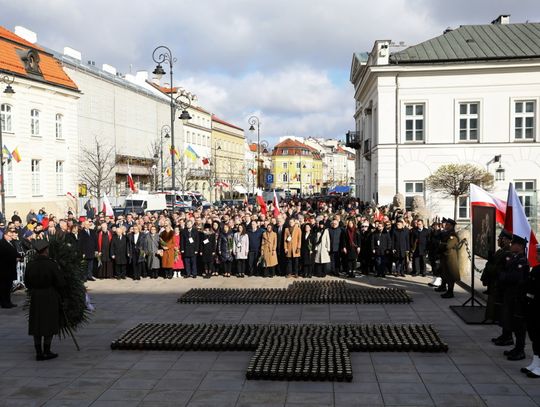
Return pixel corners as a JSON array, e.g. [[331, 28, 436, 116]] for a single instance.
[[266, 174, 274, 184]]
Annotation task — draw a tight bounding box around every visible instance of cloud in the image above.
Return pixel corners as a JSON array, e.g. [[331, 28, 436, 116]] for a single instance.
[[2, 0, 539, 145]]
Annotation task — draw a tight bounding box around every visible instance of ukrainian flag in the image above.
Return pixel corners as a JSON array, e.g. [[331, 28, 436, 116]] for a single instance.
[[185, 145, 199, 162]]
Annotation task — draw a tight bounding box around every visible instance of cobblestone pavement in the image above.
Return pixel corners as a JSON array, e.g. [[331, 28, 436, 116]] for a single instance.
[[1, 275, 539, 407]]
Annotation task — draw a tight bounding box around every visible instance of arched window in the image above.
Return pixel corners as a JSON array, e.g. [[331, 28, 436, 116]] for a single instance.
[[1, 104, 12, 132], [55, 113, 63, 139], [282, 173, 288, 182], [31, 109, 40, 136]]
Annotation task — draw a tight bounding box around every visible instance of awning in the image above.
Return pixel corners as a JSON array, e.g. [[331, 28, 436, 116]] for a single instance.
[[329, 186, 351, 194], [234, 185, 248, 194]]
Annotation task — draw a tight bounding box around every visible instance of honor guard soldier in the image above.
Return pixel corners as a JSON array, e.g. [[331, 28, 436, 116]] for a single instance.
[[24, 240, 66, 361], [500, 234, 530, 361], [435, 218, 460, 298], [521, 244, 540, 378], [482, 229, 513, 330]]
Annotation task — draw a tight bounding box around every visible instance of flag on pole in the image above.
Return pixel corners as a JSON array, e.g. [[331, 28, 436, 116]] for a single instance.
[[470, 183, 506, 224], [127, 168, 136, 192], [11, 147, 21, 163], [102, 193, 114, 216], [202, 157, 209, 166], [256, 189, 267, 215], [185, 145, 199, 161], [272, 190, 280, 217], [170, 146, 179, 158], [2, 145, 12, 161], [166, 167, 172, 177], [504, 183, 539, 266]]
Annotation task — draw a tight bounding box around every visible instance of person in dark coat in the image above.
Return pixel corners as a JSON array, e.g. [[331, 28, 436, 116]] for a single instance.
[[358, 222, 372, 275], [328, 219, 344, 276], [246, 220, 264, 276], [435, 218, 461, 298], [392, 219, 410, 277], [411, 219, 430, 277], [78, 221, 97, 281], [110, 226, 130, 279], [181, 220, 200, 278], [427, 222, 442, 287], [199, 223, 217, 278], [371, 221, 392, 278], [342, 219, 361, 278], [300, 223, 317, 278], [96, 222, 113, 279], [128, 225, 145, 280], [218, 224, 234, 277], [0, 227, 22, 308], [275, 217, 287, 277], [522, 244, 540, 377], [24, 240, 66, 360], [499, 234, 530, 361]]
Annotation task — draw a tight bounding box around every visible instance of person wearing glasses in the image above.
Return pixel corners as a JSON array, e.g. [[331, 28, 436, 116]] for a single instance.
[[0, 227, 22, 308]]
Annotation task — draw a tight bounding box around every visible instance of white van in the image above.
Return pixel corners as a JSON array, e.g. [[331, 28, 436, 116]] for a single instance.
[[124, 192, 167, 214]]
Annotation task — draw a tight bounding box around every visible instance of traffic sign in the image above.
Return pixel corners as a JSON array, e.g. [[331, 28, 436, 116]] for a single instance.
[[266, 174, 274, 184]]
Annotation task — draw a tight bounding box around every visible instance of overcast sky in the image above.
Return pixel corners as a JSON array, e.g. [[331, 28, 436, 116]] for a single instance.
[[1, 0, 539, 144]]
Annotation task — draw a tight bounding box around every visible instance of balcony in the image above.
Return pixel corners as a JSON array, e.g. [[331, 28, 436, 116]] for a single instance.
[[187, 168, 211, 179], [345, 131, 361, 149]]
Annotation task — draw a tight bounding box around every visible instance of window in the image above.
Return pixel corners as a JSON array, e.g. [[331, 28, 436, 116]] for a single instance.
[[3, 160, 13, 196], [515, 180, 536, 218], [1, 104, 12, 132], [31, 109, 40, 136], [282, 173, 288, 182], [514, 101, 535, 140], [458, 196, 469, 219], [404, 103, 424, 141], [458, 102, 479, 141], [186, 131, 191, 143], [31, 159, 41, 196], [55, 114, 63, 139], [404, 181, 424, 210], [56, 161, 64, 195], [282, 162, 288, 169], [296, 162, 301, 169], [282, 149, 288, 155]]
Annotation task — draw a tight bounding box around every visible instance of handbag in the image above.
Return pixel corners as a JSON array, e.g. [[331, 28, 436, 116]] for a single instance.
[[257, 254, 266, 268]]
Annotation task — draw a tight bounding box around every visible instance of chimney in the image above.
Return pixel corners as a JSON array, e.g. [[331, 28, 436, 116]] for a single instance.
[[492, 14, 510, 25], [14, 26, 37, 44], [443, 27, 453, 34], [102, 64, 117, 75], [373, 40, 390, 66], [63, 47, 81, 61], [135, 71, 148, 81]]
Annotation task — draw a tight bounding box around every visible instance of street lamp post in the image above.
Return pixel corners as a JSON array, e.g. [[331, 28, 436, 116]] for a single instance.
[[0, 74, 15, 218], [152, 46, 192, 211], [211, 143, 222, 202], [248, 116, 261, 189], [154, 125, 171, 192]]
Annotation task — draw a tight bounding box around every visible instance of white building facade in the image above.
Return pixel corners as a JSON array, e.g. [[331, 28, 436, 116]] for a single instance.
[[1, 26, 80, 216], [348, 16, 540, 230]]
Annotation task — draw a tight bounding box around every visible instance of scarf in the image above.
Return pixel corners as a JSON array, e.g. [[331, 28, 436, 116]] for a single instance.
[[97, 230, 112, 251], [347, 226, 357, 249]]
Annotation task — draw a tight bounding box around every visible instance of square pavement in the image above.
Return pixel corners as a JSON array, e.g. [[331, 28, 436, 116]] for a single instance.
[[0, 275, 538, 407]]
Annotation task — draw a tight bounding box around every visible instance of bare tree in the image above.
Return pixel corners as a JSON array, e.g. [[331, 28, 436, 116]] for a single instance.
[[426, 163, 494, 220], [225, 158, 244, 198], [174, 155, 189, 193], [80, 137, 115, 209]]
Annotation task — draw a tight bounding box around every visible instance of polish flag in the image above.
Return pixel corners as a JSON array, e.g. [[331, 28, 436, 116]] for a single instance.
[[127, 169, 136, 192], [504, 183, 539, 266], [102, 193, 114, 217], [272, 190, 280, 217], [470, 184, 506, 224], [256, 189, 267, 215]]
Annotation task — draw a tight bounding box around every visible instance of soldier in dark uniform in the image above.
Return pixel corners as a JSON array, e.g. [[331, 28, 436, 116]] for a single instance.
[[0, 227, 22, 308], [522, 244, 540, 377], [500, 234, 529, 361], [482, 229, 513, 328], [435, 218, 460, 298], [24, 240, 66, 360]]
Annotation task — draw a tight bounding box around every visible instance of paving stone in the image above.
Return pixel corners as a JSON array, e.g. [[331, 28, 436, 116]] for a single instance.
[[480, 395, 538, 407], [286, 392, 334, 404]]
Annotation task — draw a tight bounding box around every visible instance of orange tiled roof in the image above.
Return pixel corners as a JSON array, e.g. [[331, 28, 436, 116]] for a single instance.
[[0, 26, 78, 91], [272, 138, 322, 159], [212, 114, 243, 131]]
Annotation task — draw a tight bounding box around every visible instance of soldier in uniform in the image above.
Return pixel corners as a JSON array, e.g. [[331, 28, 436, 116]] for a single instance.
[[482, 229, 513, 328], [500, 234, 529, 361], [24, 240, 66, 361], [522, 244, 540, 377], [435, 218, 460, 298]]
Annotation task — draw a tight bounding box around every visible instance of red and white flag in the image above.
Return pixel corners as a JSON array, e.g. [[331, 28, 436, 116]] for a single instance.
[[504, 183, 539, 266], [256, 189, 267, 215], [102, 193, 114, 217], [272, 190, 280, 217], [470, 183, 506, 224], [127, 169, 136, 192]]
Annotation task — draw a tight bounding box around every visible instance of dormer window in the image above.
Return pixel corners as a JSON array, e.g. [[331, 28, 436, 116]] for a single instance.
[[21, 49, 42, 76]]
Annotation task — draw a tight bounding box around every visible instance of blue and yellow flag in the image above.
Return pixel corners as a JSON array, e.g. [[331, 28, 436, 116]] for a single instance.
[[185, 145, 199, 161], [2, 145, 12, 160]]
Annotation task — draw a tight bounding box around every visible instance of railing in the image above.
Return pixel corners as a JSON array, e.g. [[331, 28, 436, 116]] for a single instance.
[[345, 131, 361, 149], [187, 168, 211, 179]]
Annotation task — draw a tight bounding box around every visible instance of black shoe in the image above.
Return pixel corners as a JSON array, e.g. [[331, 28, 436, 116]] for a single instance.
[[508, 351, 526, 361], [494, 338, 514, 347], [37, 352, 58, 361], [87, 277, 96, 281], [192, 275, 197, 279], [527, 370, 540, 378], [504, 347, 519, 356], [441, 292, 454, 299], [434, 286, 447, 292]]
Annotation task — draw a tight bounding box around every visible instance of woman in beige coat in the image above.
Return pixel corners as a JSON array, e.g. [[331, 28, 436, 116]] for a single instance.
[[284, 218, 302, 277], [261, 224, 278, 277]]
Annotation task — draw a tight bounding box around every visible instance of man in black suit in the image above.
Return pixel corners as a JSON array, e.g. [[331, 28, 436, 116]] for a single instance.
[[275, 216, 287, 276], [111, 226, 130, 279], [181, 220, 200, 278], [78, 220, 98, 281], [411, 219, 430, 277], [0, 227, 22, 308], [128, 225, 145, 280]]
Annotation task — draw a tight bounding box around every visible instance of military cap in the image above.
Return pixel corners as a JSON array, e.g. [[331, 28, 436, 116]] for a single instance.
[[32, 239, 50, 252], [443, 217, 456, 226], [511, 235, 528, 246], [498, 230, 513, 240]]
